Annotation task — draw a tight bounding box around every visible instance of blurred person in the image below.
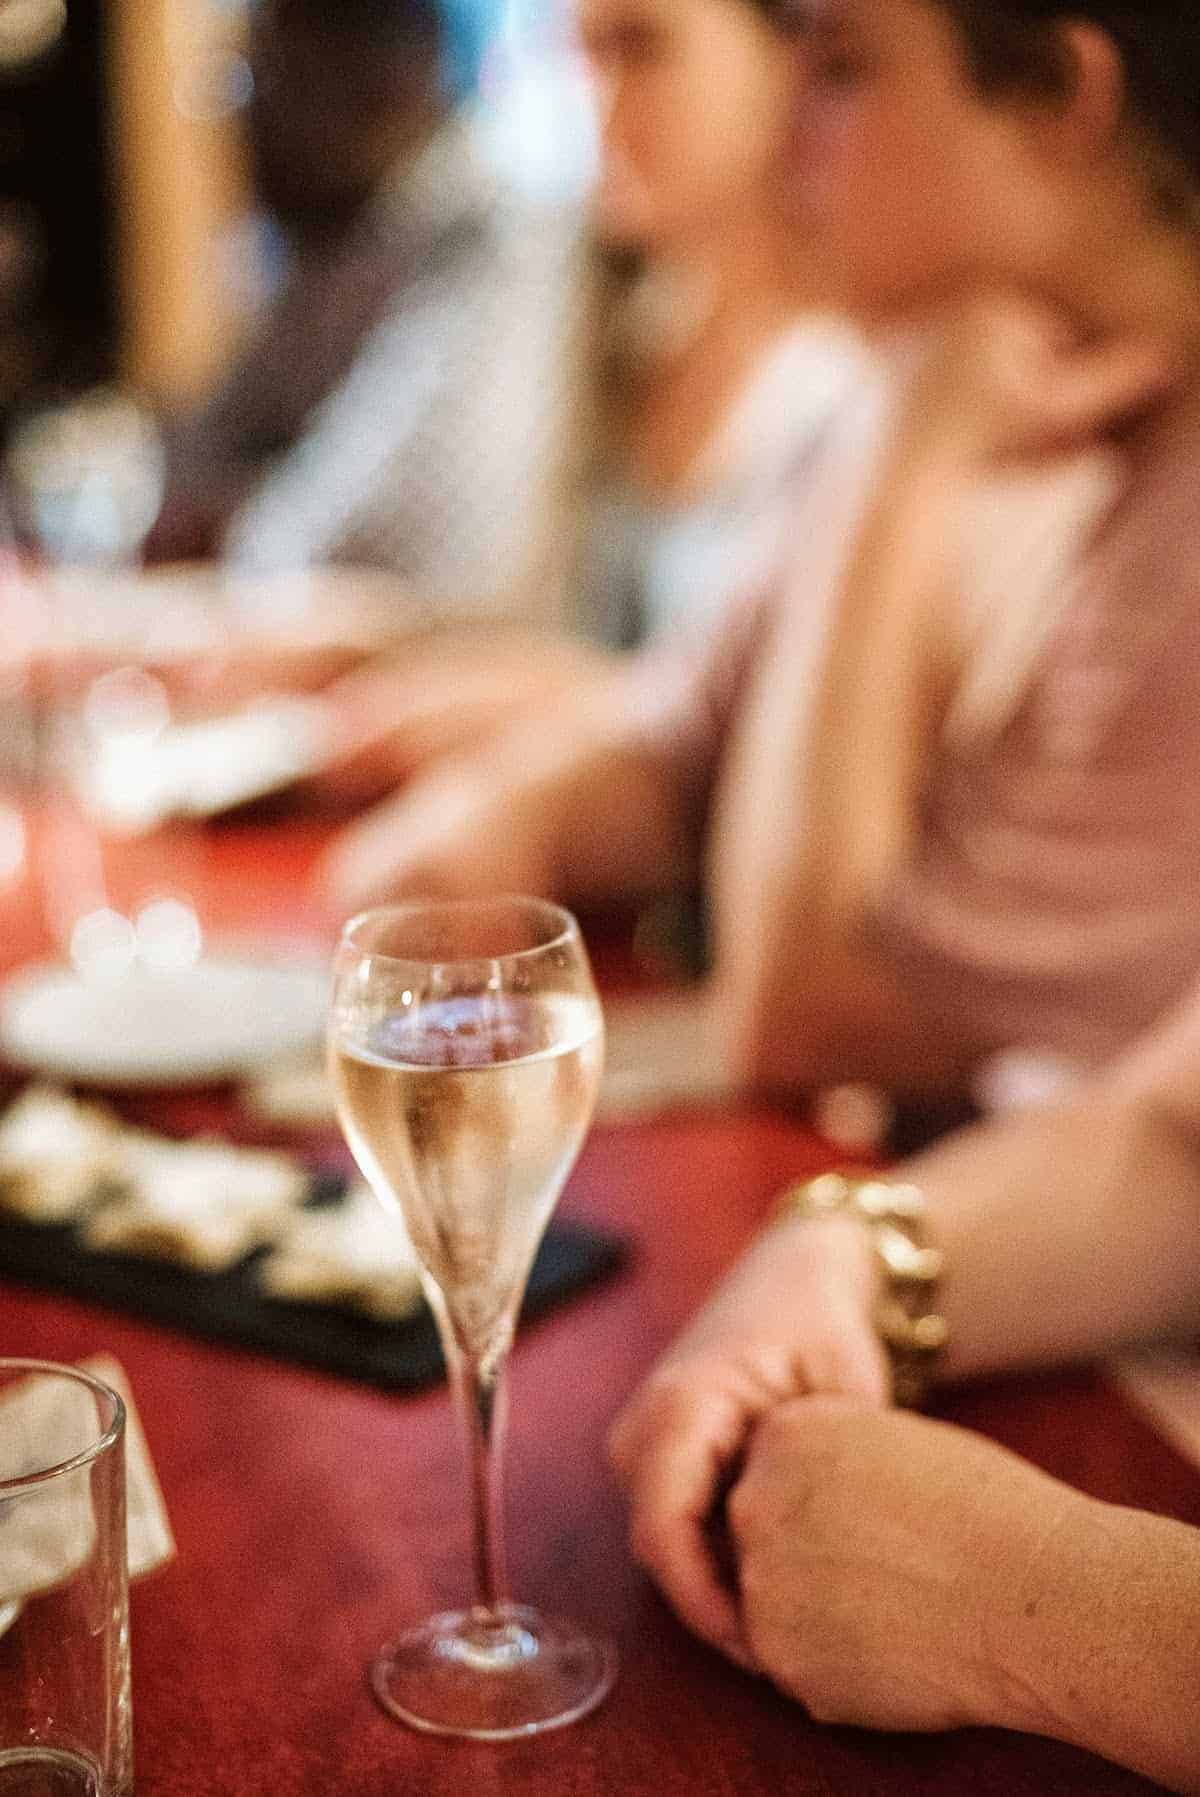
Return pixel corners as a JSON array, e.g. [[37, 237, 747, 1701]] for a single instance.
[[149, 0, 587, 633], [289, 0, 863, 806], [321, 0, 1200, 1108], [576, 0, 859, 645]]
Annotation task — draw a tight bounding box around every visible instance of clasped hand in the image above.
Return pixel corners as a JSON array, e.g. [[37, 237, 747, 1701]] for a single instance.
[[608, 1212, 1081, 1736]]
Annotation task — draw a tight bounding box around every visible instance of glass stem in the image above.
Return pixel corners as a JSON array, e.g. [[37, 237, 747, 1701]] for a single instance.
[[448, 1336, 511, 1619]]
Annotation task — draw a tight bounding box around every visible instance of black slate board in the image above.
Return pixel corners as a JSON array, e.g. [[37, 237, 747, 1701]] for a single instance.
[[0, 1190, 628, 1390]]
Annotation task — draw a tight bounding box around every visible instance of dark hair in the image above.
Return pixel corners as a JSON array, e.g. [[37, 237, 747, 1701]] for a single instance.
[[265, 0, 442, 52], [935, 2, 1200, 188], [746, 0, 811, 29]]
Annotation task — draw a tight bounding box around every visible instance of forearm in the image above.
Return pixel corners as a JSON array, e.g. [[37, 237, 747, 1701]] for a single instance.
[[998, 1491, 1200, 1792], [530, 638, 728, 905], [904, 1082, 1200, 1379], [546, 719, 705, 905]]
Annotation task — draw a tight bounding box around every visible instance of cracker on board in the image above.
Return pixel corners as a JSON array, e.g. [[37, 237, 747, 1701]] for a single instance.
[[258, 1181, 423, 1321], [81, 1134, 307, 1272], [0, 1085, 124, 1222]]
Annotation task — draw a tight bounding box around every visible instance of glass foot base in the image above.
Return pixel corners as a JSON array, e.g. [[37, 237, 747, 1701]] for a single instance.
[[0, 1747, 106, 1795], [370, 1603, 616, 1740]]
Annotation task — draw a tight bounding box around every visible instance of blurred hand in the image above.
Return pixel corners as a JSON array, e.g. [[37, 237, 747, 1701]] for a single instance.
[[899, 294, 1178, 467], [159, 564, 414, 708], [317, 727, 571, 917], [607, 1214, 888, 1664], [729, 1397, 1083, 1734], [1, 564, 413, 709], [307, 634, 616, 807]]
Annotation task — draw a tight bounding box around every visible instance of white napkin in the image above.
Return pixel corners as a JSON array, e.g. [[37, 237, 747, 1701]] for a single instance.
[[0, 1373, 97, 1604], [0, 1356, 174, 1622], [83, 1355, 175, 1581]]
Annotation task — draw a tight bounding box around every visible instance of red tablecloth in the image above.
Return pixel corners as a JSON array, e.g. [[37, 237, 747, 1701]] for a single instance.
[[1, 821, 1195, 1796]]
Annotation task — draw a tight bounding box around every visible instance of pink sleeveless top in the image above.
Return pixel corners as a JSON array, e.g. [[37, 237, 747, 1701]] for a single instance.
[[638, 379, 1200, 1084], [872, 395, 1200, 1070]]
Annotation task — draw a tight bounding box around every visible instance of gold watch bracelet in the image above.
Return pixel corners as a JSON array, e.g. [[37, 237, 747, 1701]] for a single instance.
[[774, 1171, 948, 1408]]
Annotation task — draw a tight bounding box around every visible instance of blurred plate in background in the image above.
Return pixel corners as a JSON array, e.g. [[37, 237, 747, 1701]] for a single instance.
[[0, 954, 327, 1088]]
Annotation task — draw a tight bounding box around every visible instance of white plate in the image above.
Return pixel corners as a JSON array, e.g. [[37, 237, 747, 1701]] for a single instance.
[[0, 956, 328, 1089]]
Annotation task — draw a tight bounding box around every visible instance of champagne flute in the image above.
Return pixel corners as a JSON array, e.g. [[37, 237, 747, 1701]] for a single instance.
[[328, 897, 615, 1740]]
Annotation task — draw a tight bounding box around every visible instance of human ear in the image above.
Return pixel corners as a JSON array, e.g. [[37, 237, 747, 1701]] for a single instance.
[[1044, 20, 1125, 163]]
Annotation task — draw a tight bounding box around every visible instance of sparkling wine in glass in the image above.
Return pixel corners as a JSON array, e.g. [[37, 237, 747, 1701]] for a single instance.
[[328, 897, 615, 1739]]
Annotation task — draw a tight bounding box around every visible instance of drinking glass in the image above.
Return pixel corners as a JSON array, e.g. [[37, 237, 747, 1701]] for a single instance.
[[0, 1359, 131, 1796], [4, 386, 208, 979], [328, 898, 615, 1739], [5, 387, 165, 570]]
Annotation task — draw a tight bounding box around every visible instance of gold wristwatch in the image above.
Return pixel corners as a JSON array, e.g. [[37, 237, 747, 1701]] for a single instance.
[[775, 1171, 948, 1407]]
